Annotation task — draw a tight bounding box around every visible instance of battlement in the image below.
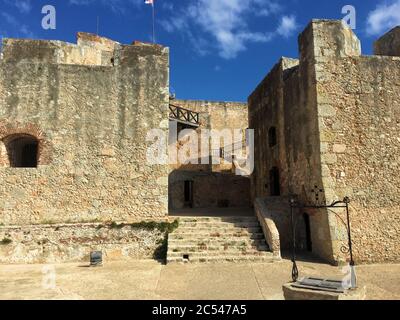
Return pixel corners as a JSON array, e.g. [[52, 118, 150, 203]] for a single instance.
[[0, 32, 168, 66], [299, 19, 361, 61]]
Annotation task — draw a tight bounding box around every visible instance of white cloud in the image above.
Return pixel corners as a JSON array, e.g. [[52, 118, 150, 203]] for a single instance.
[[367, 0, 400, 36], [254, 1, 282, 17], [0, 12, 35, 38], [15, 0, 32, 13], [277, 15, 298, 38], [161, 0, 291, 59], [2, 0, 32, 14], [1, 12, 18, 26], [69, 0, 142, 13], [162, 2, 174, 11]]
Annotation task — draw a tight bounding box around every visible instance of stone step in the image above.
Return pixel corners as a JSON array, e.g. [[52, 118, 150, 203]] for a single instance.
[[167, 254, 275, 264], [168, 244, 269, 253], [166, 215, 273, 264], [167, 249, 272, 258], [168, 238, 266, 247], [177, 216, 258, 223], [172, 227, 262, 234], [169, 232, 265, 241], [176, 221, 260, 228]]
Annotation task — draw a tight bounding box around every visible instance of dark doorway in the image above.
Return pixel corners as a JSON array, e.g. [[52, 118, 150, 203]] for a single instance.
[[184, 180, 194, 208], [303, 213, 312, 252], [4, 134, 39, 168], [269, 167, 280, 196], [268, 127, 277, 147]]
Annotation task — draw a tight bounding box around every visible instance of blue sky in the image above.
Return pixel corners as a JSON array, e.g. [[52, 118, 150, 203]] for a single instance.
[[1, 0, 400, 102]]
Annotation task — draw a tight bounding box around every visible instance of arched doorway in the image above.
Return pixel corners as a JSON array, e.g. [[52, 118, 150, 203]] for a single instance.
[[3, 134, 39, 168]]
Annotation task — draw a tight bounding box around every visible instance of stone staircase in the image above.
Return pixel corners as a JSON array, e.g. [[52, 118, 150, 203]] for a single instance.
[[167, 216, 276, 264]]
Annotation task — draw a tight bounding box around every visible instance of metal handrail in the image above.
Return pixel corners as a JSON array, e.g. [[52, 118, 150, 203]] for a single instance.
[[169, 104, 199, 126]]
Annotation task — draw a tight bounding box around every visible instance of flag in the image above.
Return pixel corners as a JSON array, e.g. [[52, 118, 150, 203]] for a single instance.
[[145, 0, 155, 44]]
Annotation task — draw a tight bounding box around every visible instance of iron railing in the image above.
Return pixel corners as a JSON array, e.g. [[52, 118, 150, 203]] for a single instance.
[[169, 104, 199, 127]]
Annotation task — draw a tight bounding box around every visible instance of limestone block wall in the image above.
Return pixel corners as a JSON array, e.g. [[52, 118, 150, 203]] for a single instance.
[[248, 20, 400, 264], [374, 26, 400, 57], [171, 99, 248, 173], [0, 37, 170, 225], [248, 57, 298, 201], [314, 54, 400, 263], [249, 32, 334, 262], [174, 100, 248, 132], [169, 170, 250, 210], [0, 223, 166, 264], [168, 100, 250, 210], [1, 33, 120, 67]]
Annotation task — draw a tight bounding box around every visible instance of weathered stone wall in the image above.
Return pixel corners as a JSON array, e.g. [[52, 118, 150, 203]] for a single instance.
[[169, 170, 250, 209], [249, 51, 332, 261], [315, 53, 400, 263], [2, 33, 120, 67], [168, 100, 250, 210], [0, 223, 166, 264], [249, 19, 400, 264], [374, 26, 400, 57], [173, 100, 248, 133], [0, 35, 170, 225], [248, 58, 298, 201], [171, 99, 248, 172]]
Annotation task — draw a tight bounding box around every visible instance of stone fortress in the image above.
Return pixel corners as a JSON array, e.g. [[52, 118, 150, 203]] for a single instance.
[[0, 20, 399, 265]]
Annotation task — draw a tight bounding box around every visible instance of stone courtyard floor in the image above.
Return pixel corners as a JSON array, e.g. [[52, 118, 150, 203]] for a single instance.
[[0, 257, 399, 300]]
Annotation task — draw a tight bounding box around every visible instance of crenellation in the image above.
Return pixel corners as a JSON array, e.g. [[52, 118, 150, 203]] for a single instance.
[[299, 19, 361, 63], [0, 33, 166, 67]]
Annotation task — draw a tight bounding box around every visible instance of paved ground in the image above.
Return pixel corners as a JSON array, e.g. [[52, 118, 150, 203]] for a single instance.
[[0, 257, 399, 300]]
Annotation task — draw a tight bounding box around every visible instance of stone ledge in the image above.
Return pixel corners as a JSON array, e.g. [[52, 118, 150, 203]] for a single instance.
[[254, 198, 281, 259], [0, 223, 169, 264], [283, 283, 367, 300]]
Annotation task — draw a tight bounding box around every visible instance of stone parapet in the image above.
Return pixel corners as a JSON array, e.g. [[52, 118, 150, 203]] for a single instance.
[[0, 222, 169, 264]]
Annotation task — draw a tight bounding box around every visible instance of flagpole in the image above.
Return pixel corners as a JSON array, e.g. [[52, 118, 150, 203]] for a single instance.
[[152, 2, 155, 44]]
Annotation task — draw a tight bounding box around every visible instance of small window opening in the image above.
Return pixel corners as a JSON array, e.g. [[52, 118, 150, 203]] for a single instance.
[[184, 180, 194, 208], [268, 127, 277, 147], [303, 213, 312, 252], [4, 134, 39, 168], [269, 167, 280, 196]]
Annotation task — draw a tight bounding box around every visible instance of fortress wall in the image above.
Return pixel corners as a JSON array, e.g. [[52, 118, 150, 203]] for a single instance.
[[315, 53, 400, 263], [374, 26, 400, 57], [168, 100, 250, 210], [248, 20, 400, 264], [173, 99, 248, 132], [0, 39, 170, 225]]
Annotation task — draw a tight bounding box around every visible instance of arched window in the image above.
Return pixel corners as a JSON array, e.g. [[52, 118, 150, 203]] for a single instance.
[[268, 127, 277, 147], [269, 167, 280, 196], [3, 134, 39, 168]]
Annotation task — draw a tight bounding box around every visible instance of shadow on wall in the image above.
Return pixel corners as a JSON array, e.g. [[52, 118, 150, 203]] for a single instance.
[[168, 170, 251, 210]]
